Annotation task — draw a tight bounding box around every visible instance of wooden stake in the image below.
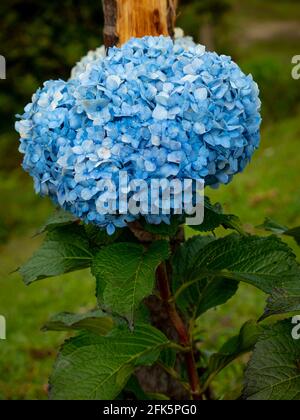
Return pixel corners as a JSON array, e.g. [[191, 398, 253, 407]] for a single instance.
[[102, 0, 177, 48]]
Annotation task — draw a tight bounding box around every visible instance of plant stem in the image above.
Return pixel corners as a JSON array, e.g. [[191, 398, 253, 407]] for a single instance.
[[156, 262, 202, 400]]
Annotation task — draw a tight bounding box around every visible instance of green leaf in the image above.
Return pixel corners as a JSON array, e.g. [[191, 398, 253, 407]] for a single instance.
[[285, 227, 300, 246], [49, 324, 170, 400], [203, 321, 263, 389], [20, 225, 93, 285], [160, 348, 177, 369], [42, 310, 114, 336], [175, 234, 300, 319], [140, 215, 184, 238], [38, 209, 78, 234], [84, 224, 122, 248], [257, 218, 288, 234], [192, 197, 244, 234], [120, 376, 151, 400], [92, 241, 170, 325], [243, 320, 300, 400], [258, 217, 300, 246], [172, 236, 239, 317]]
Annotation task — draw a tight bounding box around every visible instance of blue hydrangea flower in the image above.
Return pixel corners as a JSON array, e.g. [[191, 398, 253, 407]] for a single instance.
[[70, 46, 106, 79], [16, 36, 261, 234], [70, 29, 197, 80]]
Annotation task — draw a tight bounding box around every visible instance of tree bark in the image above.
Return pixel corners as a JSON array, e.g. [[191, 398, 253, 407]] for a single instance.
[[102, 0, 177, 48], [102, 0, 118, 48]]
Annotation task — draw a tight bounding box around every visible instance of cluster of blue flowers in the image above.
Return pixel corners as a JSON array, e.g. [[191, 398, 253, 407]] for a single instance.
[[70, 29, 196, 80], [16, 36, 261, 234], [71, 46, 106, 80]]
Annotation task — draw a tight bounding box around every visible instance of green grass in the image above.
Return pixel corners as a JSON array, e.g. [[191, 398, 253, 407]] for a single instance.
[[210, 115, 300, 228], [0, 236, 95, 400], [0, 170, 52, 242]]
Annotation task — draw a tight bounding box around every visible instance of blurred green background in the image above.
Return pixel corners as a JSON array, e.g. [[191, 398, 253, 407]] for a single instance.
[[0, 0, 300, 400]]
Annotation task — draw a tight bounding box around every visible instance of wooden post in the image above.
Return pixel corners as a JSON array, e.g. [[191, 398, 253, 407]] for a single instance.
[[102, 0, 177, 48]]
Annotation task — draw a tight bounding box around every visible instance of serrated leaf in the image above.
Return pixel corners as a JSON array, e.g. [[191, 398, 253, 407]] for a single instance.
[[266, 287, 300, 320], [49, 324, 170, 400], [243, 320, 300, 400], [38, 209, 78, 234], [257, 218, 288, 234], [20, 225, 93, 285], [42, 310, 114, 336], [84, 224, 122, 248], [258, 217, 300, 246], [141, 216, 184, 237], [176, 234, 300, 319], [172, 236, 239, 317], [192, 197, 244, 234], [92, 241, 170, 325], [203, 321, 263, 389]]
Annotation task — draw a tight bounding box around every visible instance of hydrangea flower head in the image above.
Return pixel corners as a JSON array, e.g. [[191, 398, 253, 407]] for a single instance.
[[16, 36, 261, 234]]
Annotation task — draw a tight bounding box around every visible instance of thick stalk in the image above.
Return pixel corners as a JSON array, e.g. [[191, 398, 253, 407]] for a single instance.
[[156, 262, 202, 400], [102, 0, 177, 47]]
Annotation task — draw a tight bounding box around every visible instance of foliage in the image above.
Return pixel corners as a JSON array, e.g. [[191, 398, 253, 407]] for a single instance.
[[20, 225, 93, 285], [258, 218, 300, 246], [92, 241, 170, 325], [243, 320, 300, 400], [49, 324, 170, 400], [19, 198, 300, 400]]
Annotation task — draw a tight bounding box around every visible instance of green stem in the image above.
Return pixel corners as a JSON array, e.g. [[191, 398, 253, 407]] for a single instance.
[[169, 343, 192, 353], [156, 262, 202, 400]]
